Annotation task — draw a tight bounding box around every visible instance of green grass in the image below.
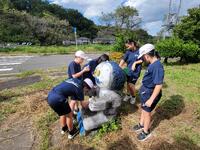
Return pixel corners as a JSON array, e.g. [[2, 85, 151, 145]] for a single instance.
[[164, 63, 200, 103], [17, 70, 36, 78], [0, 97, 21, 122], [0, 44, 113, 54], [95, 119, 121, 138], [0, 68, 66, 122], [36, 110, 58, 150], [174, 126, 200, 148]]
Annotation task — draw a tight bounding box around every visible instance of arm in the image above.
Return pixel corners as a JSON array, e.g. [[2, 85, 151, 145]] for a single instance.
[[119, 59, 126, 68], [119, 52, 128, 68], [72, 66, 90, 78], [145, 84, 162, 107], [132, 59, 143, 71]]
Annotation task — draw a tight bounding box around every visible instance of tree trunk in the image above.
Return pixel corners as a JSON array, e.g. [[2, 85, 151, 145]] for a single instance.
[[164, 57, 168, 63]]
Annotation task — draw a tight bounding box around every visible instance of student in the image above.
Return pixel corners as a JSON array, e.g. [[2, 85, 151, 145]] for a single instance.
[[68, 50, 90, 80], [119, 39, 142, 104], [68, 50, 90, 113], [132, 44, 164, 141], [47, 78, 94, 139], [83, 54, 109, 84]]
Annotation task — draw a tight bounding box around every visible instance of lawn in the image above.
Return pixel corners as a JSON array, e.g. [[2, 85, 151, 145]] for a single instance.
[[0, 61, 200, 150], [0, 44, 113, 54]]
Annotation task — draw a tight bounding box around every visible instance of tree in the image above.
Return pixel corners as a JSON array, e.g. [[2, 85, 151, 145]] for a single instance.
[[156, 37, 200, 63], [99, 12, 115, 27], [173, 7, 200, 46], [99, 6, 141, 30], [9, 0, 98, 39], [115, 6, 141, 29]]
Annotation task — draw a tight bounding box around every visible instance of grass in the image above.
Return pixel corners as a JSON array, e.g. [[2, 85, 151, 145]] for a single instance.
[[1, 61, 200, 149], [174, 126, 200, 148], [95, 119, 121, 138], [0, 44, 113, 54], [36, 110, 58, 150], [0, 68, 66, 122]]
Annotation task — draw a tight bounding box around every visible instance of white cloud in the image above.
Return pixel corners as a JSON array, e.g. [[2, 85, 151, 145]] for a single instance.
[[51, 0, 123, 18], [51, 0, 200, 35]]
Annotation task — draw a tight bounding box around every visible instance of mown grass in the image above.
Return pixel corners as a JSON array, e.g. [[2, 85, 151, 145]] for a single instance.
[[36, 110, 58, 150], [0, 44, 113, 54], [1, 61, 200, 149], [0, 68, 66, 122]]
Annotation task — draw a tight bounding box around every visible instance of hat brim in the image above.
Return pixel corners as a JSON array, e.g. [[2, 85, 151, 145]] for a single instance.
[[138, 54, 143, 59], [79, 56, 88, 59]]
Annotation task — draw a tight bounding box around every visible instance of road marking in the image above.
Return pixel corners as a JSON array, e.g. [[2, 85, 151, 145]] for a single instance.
[[0, 56, 33, 59], [0, 68, 13, 71], [0, 62, 22, 66]]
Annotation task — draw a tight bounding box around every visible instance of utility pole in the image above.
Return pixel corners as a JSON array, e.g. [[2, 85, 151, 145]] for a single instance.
[[73, 27, 77, 49]]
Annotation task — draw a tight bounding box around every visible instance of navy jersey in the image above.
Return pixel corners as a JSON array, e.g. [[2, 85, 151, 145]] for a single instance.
[[51, 78, 84, 102], [83, 59, 98, 84], [68, 61, 82, 80], [123, 49, 142, 79], [142, 60, 164, 89]]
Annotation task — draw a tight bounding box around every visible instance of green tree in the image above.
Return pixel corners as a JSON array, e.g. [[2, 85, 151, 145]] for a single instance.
[[156, 37, 200, 63], [174, 7, 200, 46], [99, 6, 140, 30], [115, 6, 140, 29]]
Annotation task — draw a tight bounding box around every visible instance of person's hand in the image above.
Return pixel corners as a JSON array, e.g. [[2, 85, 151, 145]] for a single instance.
[[83, 66, 90, 72], [132, 63, 136, 71], [145, 99, 153, 107]]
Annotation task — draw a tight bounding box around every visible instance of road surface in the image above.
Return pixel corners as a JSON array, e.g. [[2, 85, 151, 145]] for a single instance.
[[0, 54, 101, 75]]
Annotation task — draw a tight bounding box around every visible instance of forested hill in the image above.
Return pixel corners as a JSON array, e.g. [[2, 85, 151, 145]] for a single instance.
[[0, 0, 98, 45]]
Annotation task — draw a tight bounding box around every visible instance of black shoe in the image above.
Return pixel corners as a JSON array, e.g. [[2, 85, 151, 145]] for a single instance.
[[137, 130, 151, 141], [132, 123, 144, 132], [68, 127, 79, 139], [61, 125, 68, 135]]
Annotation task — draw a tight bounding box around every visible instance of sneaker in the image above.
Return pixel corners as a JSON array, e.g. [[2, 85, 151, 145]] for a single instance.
[[132, 123, 144, 132], [130, 97, 136, 104], [68, 128, 79, 139], [137, 130, 151, 141], [61, 125, 68, 135], [123, 95, 131, 102]]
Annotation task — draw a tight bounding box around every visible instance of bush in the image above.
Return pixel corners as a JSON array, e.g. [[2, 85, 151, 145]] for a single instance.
[[156, 37, 200, 63], [113, 33, 126, 52]]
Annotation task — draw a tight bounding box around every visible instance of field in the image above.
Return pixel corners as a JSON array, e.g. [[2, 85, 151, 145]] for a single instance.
[[0, 44, 113, 54], [0, 58, 200, 150]]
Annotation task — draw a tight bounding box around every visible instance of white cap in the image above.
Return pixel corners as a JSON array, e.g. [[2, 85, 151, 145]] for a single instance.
[[138, 44, 155, 59], [84, 78, 94, 89], [75, 50, 88, 59]]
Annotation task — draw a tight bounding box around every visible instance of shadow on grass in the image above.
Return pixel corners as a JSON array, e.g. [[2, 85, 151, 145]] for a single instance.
[[119, 97, 139, 116], [151, 95, 185, 131], [106, 136, 138, 150], [150, 135, 199, 150]]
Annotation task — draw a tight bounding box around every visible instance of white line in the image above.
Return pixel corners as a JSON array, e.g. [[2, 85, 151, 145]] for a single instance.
[[0, 68, 13, 71], [0, 62, 22, 65], [0, 56, 33, 59]]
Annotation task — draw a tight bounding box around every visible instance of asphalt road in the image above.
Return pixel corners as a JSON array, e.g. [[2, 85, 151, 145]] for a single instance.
[[0, 54, 101, 75]]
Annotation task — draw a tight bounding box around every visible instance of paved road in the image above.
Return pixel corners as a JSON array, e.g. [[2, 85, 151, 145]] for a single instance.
[[0, 54, 101, 75]]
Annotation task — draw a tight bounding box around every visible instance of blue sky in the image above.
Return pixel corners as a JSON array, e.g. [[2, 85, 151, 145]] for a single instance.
[[50, 0, 200, 36]]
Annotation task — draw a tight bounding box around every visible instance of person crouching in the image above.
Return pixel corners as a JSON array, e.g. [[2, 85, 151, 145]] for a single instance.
[[47, 78, 94, 139]]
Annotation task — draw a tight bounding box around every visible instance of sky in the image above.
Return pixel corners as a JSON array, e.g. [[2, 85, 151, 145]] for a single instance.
[[50, 0, 200, 36]]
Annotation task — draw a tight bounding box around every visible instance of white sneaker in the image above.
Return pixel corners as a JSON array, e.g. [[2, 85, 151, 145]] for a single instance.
[[123, 95, 131, 102], [130, 97, 136, 104]]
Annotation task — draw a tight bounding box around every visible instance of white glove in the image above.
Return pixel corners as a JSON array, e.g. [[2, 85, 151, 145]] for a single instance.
[[89, 96, 95, 102]]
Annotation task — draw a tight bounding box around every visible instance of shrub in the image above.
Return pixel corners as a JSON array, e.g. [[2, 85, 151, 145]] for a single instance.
[[156, 37, 200, 63]]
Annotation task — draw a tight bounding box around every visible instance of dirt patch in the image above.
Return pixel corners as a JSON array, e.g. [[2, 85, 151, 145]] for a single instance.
[[0, 76, 41, 91]]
